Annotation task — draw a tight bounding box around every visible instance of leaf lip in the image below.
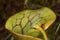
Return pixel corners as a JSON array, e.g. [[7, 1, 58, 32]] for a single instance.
[[6, 28, 42, 40]]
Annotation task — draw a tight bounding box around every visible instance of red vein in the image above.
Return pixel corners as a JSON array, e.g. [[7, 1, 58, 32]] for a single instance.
[[19, 14, 25, 34]]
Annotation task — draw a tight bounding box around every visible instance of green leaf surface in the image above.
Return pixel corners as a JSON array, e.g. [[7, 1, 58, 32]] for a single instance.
[[5, 7, 56, 40]]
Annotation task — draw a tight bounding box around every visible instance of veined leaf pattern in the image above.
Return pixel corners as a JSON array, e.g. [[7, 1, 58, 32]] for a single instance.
[[5, 7, 56, 40], [11, 10, 43, 35]]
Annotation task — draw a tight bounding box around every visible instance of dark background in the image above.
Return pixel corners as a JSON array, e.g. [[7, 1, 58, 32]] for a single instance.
[[0, 0, 60, 40]]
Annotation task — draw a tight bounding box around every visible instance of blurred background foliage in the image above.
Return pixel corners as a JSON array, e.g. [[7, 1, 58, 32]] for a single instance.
[[0, 0, 60, 40]]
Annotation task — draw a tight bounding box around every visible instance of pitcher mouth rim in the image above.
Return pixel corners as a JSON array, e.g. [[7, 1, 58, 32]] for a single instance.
[[6, 28, 42, 40]]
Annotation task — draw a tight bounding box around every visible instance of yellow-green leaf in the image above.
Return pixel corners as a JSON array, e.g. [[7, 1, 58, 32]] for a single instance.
[[5, 7, 56, 40]]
